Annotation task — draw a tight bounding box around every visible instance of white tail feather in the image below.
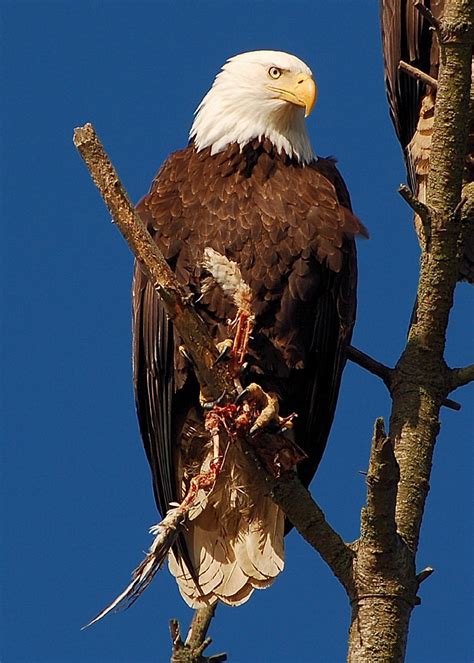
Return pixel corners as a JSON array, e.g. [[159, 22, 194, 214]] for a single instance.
[[169, 443, 285, 608]]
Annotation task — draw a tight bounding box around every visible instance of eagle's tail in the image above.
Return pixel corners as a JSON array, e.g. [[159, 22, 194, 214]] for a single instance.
[[168, 442, 285, 607]]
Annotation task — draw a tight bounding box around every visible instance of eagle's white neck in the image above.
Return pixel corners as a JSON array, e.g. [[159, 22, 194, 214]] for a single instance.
[[190, 66, 315, 165]]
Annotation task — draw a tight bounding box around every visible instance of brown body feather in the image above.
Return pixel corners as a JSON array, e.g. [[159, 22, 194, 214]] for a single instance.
[[132, 139, 365, 606], [380, 0, 474, 282]]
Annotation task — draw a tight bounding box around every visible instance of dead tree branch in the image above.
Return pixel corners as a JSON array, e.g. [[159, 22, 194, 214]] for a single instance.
[[347, 346, 393, 389], [398, 184, 432, 244]]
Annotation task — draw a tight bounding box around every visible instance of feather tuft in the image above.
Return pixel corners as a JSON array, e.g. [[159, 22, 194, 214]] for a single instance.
[[202, 247, 254, 315], [82, 507, 186, 629]]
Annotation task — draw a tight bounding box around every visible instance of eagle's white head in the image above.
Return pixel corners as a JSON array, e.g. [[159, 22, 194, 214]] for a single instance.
[[190, 50, 317, 165]]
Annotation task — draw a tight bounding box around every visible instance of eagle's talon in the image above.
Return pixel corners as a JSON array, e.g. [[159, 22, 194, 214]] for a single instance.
[[200, 389, 227, 410], [234, 386, 251, 405], [214, 339, 233, 365], [178, 345, 192, 364], [182, 292, 196, 306], [235, 383, 292, 436]]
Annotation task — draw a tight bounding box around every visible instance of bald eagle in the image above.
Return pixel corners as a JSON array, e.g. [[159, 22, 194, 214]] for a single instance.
[[130, 50, 366, 609], [380, 0, 474, 282]]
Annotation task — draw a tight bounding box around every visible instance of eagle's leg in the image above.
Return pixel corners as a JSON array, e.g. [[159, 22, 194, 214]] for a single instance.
[[213, 309, 255, 373], [230, 310, 253, 372], [179, 455, 223, 511], [178, 411, 227, 511], [236, 383, 296, 436]]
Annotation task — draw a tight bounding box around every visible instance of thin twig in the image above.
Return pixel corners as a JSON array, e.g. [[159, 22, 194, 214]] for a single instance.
[[442, 397, 461, 411], [399, 61, 438, 90], [347, 346, 393, 389]]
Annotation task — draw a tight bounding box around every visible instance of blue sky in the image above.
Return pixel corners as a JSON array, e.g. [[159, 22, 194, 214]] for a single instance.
[[1, 1, 472, 662]]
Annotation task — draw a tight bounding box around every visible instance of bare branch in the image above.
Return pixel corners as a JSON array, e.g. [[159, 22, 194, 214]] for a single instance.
[[347, 346, 461, 410], [347, 346, 393, 389], [399, 60, 438, 90], [348, 2, 473, 657], [449, 364, 474, 390], [441, 397, 462, 411], [347, 419, 417, 661]]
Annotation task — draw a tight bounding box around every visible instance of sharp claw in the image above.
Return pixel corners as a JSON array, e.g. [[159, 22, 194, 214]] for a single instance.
[[214, 345, 231, 366], [178, 345, 192, 364], [201, 389, 227, 410], [234, 387, 250, 405], [183, 293, 195, 306], [250, 419, 284, 437], [249, 423, 260, 436]]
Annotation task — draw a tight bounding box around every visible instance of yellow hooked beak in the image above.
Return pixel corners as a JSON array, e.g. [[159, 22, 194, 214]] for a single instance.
[[268, 72, 317, 117]]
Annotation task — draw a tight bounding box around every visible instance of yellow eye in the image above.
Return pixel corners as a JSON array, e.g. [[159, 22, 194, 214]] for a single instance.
[[268, 66, 282, 79]]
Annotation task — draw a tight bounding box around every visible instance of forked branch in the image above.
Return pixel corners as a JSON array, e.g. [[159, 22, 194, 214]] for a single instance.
[[347, 345, 461, 410], [170, 608, 227, 663]]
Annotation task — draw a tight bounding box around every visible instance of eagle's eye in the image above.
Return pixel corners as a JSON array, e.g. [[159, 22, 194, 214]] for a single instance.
[[268, 66, 282, 79]]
